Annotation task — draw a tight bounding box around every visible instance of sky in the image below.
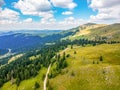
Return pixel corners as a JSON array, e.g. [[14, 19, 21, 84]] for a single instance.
[[0, 0, 120, 31]]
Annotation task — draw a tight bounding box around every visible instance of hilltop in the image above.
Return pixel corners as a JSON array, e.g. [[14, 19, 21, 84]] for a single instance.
[[64, 23, 120, 41]]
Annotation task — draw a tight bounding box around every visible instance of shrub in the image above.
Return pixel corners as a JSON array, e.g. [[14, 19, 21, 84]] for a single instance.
[[71, 71, 75, 76], [74, 51, 77, 54], [66, 54, 70, 58], [99, 56, 103, 61], [35, 82, 40, 89]]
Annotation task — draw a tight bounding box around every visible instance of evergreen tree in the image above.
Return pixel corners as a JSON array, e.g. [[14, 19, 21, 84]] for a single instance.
[[71, 44, 73, 49], [16, 77, 20, 86], [63, 52, 66, 60]]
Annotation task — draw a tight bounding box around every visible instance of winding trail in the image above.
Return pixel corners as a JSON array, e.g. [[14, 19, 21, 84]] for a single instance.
[[44, 64, 51, 90], [43, 48, 69, 90]]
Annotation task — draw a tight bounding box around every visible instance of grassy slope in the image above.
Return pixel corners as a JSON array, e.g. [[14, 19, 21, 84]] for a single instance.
[[1, 67, 47, 90], [8, 54, 23, 64], [66, 23, 120, 41], [49, 44, 120, 90]]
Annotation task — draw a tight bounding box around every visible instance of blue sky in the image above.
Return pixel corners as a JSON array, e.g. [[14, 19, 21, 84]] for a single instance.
[[0, 0, 120, 30]]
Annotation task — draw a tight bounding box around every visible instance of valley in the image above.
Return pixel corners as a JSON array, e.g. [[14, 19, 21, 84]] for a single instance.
[[0, 23, 120, 90]]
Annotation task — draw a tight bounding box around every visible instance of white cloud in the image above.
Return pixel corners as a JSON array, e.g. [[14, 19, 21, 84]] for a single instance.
[[0, 8, 19, 24], [58, 17, 87, 27], [40, 17, 56, 24], [64, 17, 75, 23], [88, 0, 120, 23], [62, 11, 73, 15], [0, 17, 87, 30], [14, 0, 52, 14], [0, 8, 19, 20], [89, 0, 120, 9], [0, 0, 4, 7], [51, 0, 77, 9], [23, 18, 33, 23], [0, 20, 18, 24], [14, 0, 53, 20]]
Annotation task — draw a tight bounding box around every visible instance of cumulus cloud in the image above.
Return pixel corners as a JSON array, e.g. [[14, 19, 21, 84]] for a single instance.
[[62, 11, 73, 15], [0, 8, 19, 24], [0, 17, 86, 30], [64, 17, 75, 23], [0, 8, 19, 20], [0, 0, 81, 30], [14, 0, 52, 13], [88, 0, 120, 23], [0, 0, 4, 7], [88, 0, 120, 9], [14, 0, 53, 20], [40, 17, 56, 24], [51, 0, 77, 9]]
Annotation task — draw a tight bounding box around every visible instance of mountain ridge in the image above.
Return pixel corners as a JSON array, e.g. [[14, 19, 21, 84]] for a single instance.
[[64, 23, 120, 41]]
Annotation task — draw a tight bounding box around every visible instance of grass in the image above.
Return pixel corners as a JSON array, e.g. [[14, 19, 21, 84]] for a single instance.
[[1, 67, 47, 90], [8, 54, 23, 64], [1, 44, 120, 90], [48, 44, 120, 90], [29, 55, 41, 60], [66, 24, 120, 41], [0, 81, 17, 90]]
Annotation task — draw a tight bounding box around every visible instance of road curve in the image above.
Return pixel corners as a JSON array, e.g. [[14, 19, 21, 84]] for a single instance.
[[43, 48, 68, 90]]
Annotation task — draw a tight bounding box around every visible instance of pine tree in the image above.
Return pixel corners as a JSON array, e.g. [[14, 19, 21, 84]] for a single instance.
[[16, 77, 20, 86], [63, 52, 66, 60]]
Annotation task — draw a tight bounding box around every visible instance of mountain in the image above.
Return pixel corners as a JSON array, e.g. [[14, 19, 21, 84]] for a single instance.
[[0, 49, 8, 55], [0, 29, 77, 52], [65, 23, 120, 41], [0, 33, 43, 52], [0, 30, 62, 37], [81, 23, 97, 27], [0, 31, 15, 36]]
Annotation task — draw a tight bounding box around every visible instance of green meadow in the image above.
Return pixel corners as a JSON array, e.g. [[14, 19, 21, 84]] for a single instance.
[[48, 44, 120, 90]]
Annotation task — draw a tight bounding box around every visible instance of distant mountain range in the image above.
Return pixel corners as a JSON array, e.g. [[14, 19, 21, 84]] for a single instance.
[[0, 30, 76, 52], [0, 30, 62, 37]]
